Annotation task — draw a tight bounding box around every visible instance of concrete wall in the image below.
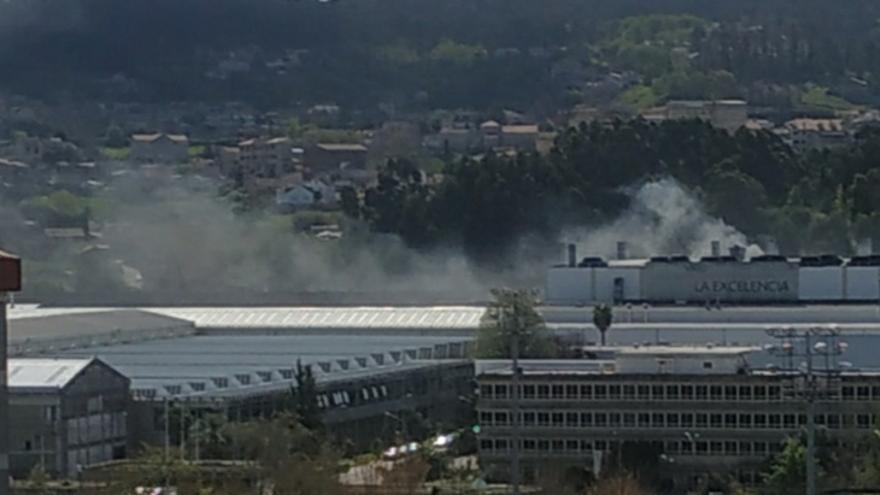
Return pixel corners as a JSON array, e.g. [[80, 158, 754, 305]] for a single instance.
[[799, 267, 845, 301], [845, 267, 880, 301]]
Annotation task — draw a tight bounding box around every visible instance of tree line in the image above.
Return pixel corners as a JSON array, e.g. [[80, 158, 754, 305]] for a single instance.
[[347, 119, 880, 261]]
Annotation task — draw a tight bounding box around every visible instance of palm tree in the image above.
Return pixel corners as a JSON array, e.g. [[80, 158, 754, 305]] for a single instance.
[[593, 304, 613, 346]]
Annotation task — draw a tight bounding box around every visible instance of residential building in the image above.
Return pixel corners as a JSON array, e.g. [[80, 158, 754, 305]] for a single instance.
[[780, 118, 849, 151], [307, 143, 369, 172], [238, 137, 294, 178], [476, 346, 880, 489], [665, 100, 748, 132], [9, 358, 130, 479], [500, 124, 540, 151], [130, 133, 189, 163]]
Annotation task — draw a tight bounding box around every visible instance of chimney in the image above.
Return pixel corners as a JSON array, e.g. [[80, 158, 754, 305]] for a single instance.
[[567, 244, 577, 267], [616, 241, 628, 260], [711, 240, 721, 257], [729, 245, 746, 262]]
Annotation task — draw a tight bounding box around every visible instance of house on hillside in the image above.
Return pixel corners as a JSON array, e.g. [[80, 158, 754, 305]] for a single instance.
[[130, 133, 189, 163], [307, 143, 368, 173], [779, 118, 849, 151]]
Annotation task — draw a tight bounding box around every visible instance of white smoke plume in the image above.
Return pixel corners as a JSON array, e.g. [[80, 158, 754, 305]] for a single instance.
[[565, 178, 764, 260]]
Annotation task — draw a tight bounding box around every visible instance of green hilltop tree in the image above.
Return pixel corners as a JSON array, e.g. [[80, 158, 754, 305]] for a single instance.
[[476, 288, 557, 359], [593, 304, 613, 346]]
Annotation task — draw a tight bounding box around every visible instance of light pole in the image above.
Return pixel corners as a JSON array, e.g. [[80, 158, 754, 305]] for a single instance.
[[0, 250, 22, 495], [384, 411, 408, 441], [766, 326, 846, 495]]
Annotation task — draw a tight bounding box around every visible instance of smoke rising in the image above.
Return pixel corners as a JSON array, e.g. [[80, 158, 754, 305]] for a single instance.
[[565, 178, 763, 260]]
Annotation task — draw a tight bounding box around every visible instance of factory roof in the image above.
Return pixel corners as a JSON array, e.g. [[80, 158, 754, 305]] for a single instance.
[[51, 333, 473, 401], [8, 358, 94, 392], [147, 306, 485, 330], [7, 309, 195, 355]]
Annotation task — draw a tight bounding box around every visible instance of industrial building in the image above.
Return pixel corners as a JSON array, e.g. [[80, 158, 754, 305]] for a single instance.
[[8, 358, 130, 479], [546, 246, 880, 305], [475, 344, 880, 490], [7, 306, 483, 454]]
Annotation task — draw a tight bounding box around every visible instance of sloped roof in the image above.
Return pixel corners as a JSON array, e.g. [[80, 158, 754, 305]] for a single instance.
[[316, 143, 368, 152], [9, 358, 93, 391]]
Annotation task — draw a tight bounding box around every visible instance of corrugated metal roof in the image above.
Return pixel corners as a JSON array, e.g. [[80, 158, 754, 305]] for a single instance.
[[51, 333, 473, 401], [147, 307, 485, 329], [9, 358, 92, 390], [7, 310, 195, 351]]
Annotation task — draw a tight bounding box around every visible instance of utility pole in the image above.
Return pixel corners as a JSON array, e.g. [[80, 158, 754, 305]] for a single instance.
[[0, 250, 22, 495], [766, 326, 845, 495], [508, 306, 521, 495]]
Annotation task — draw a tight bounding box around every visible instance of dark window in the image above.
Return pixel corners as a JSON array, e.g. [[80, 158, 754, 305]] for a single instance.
[[552, 385, 565, 399], [725, 414, 737, 428], [495, 385, 508, 399], [710, 385, 723, 400], [725, 441, 738, 455], [828, 414, 841, 429], [858, 386, 871, 401], [769, 414, 781, 429], [638, 413, 651, 427], [609, 413, 621, 427], [623, 385, 636, 399], [581, 413, 593, 427], [495, 412, 509, 426], [552, 439, 565, 451], [523, 412, 536, 426], [537, 440, 550, 451], [566, 385, 579, 400], [755, 414, 767, 428], [652, 385, 664, 400], [754, 386, 767, 400], [681, 385, 694, 400], [768, 386, 782, 401], [480, 439, 493, 450], [566, 412, 579, 427], [858, 414, 872, 429], [667, 413, 680, 427], [595, 413, 608, 427], [609, 385, 622, 400], [594, 385, 607, 399], [666, 385, 680, 400], [703, 361, 713, 369], [842, 386, 855, 400], [552, 412, 565, 427], [495, 439, 509, 451], [739, 386, 752, 400], [696, 413, 708, 428], [566, 440, 579, 451], [623, 413, 636, 427], [739, 441, 753, 455], [637, 385, 650, 400], [580, 440, 593, 451], [581, 384, 593, 399], [538, 412, 550, 426], [696, 385, 708, 400], [710, 441, 723, 454], [523, 385, 536, 400], [724, 385, 737, 400], [652, 413, 665, 427], [783, 414, 796, 429], [710, 414, 723, 428], [523, 439, 536, 451], [538, 385, 550, 399], [754, 442, 767, 455], [479, 411, 492, 424], [681, 413, 694, 428], [480, 385, 492, 398]]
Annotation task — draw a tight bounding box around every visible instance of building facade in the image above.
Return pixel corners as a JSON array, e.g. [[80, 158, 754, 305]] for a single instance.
[[9, 358, 130, 479], [130, 133, 189, 163], [475, 347, 880, 489]]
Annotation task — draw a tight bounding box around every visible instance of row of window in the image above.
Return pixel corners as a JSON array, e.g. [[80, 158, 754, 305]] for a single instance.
[[480, 383, 880, 402], [479, 438, 786, 457], [478, 410, 874, 430]]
